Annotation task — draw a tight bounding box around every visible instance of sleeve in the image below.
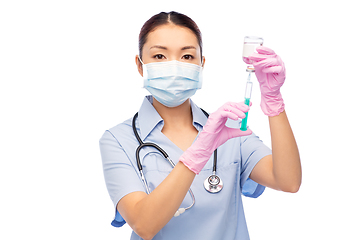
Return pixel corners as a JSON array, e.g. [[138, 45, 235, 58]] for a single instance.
[[240, 132, 272, 198], [99, 130, 146, 227]]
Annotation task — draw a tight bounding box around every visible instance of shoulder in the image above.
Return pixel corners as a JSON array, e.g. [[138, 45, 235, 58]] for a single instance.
[[108, 117, 133, 137], [100, 117, 136, 147]]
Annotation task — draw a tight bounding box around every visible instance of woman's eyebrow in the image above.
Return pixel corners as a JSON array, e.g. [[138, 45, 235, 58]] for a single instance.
[[181, 46, 196, 50], [149, 45, 196, 50], [150, 45, 167, 50]]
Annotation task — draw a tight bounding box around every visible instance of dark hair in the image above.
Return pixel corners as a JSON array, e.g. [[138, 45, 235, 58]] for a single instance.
[[138, 11, 203, 59]]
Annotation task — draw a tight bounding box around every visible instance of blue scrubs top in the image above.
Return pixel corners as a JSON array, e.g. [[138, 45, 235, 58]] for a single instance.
[[99, 96, 272, 240]]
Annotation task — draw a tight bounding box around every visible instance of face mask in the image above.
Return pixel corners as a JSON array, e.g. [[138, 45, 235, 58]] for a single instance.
[[139, 58, 203, 108]]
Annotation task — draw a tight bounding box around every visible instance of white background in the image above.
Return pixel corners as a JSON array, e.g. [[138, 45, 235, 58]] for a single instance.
[[1, 0, 359, 239]]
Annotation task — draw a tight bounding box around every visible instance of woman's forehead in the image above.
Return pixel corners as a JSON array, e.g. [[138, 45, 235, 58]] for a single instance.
[[145, 24, 199, 51]]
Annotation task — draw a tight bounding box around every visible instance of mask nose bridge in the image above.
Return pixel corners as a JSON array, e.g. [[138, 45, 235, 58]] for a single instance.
[[138, 56, 203, 68]]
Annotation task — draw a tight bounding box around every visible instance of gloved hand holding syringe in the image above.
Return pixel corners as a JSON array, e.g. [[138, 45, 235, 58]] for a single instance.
[[240, 36, 263, 131]]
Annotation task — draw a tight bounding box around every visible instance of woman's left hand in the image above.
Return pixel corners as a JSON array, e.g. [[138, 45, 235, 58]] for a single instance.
[[247, 46, 286, 117]]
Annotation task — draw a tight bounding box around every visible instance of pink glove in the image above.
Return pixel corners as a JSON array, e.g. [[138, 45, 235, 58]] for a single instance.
[[179, 102, 252, 174], [247, 46, 286, 116]]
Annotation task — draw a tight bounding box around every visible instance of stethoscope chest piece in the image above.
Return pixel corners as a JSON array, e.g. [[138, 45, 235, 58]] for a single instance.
[[204, 174, 223, 193]]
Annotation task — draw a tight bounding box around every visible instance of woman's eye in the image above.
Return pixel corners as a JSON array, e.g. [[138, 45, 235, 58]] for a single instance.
[[182, 55, 194, 60], [153, 54, 166, 60]]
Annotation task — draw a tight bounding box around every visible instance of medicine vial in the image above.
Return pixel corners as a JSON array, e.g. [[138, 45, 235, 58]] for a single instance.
[[242, 36, 264, 68]]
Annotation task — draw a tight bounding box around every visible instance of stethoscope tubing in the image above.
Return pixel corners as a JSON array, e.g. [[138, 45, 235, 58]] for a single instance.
[[133, 113, 169, 170], [132, 110, 222, 200]]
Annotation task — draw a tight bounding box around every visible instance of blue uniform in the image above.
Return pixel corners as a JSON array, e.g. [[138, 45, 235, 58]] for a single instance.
[[99, 96, 272, 240]]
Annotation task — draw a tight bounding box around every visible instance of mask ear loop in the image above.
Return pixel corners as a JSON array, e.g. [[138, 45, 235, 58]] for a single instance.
[[138, 57, 148, 80]]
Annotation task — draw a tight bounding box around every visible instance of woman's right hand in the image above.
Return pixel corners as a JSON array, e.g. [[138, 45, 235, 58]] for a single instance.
[[247, 46, 286, 116], [179, 102, 252, 174]]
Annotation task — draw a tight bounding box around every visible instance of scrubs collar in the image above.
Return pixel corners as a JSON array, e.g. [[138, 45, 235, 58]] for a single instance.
[[137, 96, 208, 141], [190, 99, 208, 129], [138, 96, 163, 141]]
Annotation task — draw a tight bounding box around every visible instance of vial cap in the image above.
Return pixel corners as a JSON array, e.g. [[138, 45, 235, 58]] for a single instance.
[[246, 66, 255, 72]]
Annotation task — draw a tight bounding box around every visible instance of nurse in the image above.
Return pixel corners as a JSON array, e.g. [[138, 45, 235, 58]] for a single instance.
[[99, 11, 301, 240]]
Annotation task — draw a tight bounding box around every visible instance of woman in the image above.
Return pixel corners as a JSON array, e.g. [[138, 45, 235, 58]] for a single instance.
[[100, 11, 301, 240]]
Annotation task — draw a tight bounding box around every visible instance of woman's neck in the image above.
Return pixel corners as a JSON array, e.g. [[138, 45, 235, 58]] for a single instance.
[[152, 98, 193, 130]]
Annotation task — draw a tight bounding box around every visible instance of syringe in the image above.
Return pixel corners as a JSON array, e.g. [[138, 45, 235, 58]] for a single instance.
[[240, 69, 253, 131]]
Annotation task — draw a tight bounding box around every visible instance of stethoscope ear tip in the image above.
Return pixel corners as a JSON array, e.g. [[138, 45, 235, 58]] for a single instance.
[[174, 208, 186, 217]]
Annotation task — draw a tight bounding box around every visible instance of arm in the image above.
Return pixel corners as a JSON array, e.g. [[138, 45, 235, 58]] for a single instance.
[[250, 110, 301, 192], [246, 46, 301, 193], [118, 162, 195, 240], [100, 130, 195, 240]]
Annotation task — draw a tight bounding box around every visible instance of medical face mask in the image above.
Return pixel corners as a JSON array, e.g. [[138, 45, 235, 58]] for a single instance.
[[139, 59, 203, 108]]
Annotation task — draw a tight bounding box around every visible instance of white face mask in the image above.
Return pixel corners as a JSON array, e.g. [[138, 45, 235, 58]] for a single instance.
[[139, 58, 203, 107]]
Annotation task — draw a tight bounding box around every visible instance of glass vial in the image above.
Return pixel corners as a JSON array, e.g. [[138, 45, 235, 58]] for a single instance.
[[242, 36, 264, 71]]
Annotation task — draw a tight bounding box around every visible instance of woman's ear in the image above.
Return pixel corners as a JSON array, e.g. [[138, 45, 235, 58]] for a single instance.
[[135, 55, 143, 77], [202, 56, 206, 68]]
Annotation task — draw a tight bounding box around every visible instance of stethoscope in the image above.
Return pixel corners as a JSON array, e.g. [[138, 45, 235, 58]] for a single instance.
[[132, 110, 223, 216]]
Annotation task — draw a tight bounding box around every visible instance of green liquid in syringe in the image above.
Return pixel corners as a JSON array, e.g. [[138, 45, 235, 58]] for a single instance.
[[240, 73, 253, 131], [240, 98, 251, 131]]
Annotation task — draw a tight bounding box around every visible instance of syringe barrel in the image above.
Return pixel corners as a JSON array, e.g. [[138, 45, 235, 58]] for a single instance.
[[240, 98, 250, 131], [244, 81, 253, 99]]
